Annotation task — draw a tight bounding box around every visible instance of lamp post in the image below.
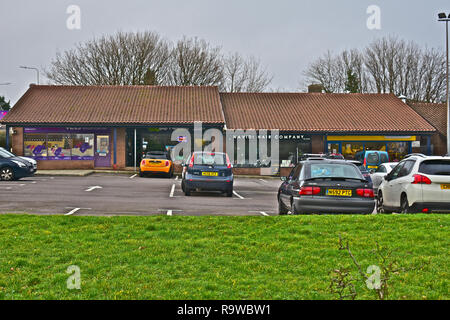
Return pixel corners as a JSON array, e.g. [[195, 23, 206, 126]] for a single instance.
[[19, 66, 39, 84], [438, 13, 450, 155]]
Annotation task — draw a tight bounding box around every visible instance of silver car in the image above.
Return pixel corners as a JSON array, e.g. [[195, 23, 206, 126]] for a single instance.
[[369, 162, 398, 194]]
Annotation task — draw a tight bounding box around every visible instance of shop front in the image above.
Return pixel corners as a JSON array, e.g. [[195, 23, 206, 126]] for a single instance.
[[21, 127, 115, 169], [326, 135, 416, 161]]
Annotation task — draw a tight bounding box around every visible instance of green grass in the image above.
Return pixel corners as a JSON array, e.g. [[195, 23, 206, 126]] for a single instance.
[[0, 214, 448, 300]]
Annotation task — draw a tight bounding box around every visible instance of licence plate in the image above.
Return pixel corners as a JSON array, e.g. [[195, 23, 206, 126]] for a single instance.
[[441, 184, 450, 190], [327, 189, 352, 197], [202, 172, 218, 176]]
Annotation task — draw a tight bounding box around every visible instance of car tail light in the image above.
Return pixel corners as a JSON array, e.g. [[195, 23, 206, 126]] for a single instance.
[[412, 174, 432, 184], [363, 158, 367, 167], [299, 186, 321, 195], [188, 154, 195, 168], [165, 161, 169, 166], [356, 188, 374, 198], [226, 154, 232, 169], [141, 160, 145, 165], [422, 208, 429, 213]]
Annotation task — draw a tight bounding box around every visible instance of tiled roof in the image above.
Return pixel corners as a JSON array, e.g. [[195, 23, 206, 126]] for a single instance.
[[1, 85, 225, 125], [220, 92, 436, 133], [408, 102, 447, 137]]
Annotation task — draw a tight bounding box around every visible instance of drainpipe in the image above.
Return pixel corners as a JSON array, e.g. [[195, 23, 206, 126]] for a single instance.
[[113, 128, 117, 167], [5, 125, 9, 151], [134, 129, 137, 172]]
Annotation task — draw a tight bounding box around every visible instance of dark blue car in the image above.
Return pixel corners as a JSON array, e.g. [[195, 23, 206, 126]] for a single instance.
[[0, 148, 35, 181], [181, 152, 233, 196]]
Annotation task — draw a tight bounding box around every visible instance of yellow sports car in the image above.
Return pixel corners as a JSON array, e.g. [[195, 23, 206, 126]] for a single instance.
[[139, 151, 173, 178]]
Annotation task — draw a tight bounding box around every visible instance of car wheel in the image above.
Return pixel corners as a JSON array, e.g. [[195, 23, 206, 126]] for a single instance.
[[226, 189, 233, 197], [376, 192, 391, 214], [184, 188, 191, 196], [278, 197, 288, 215], [139, 170, 144, 177], [181, 180, 185, 192], [400, 194, 410, 214], [0, 167, 14, 181]]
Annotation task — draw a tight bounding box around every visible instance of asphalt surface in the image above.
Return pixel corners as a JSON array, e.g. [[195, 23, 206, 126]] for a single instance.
[[0, 174, 281, 216]]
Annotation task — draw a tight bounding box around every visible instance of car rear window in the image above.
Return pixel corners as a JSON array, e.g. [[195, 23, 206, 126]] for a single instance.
[[307, 163, 363, 179], [146, 152, 170, 160], [193, 153, 227, 165], [419, 160, 450, 176], [366, 152, 380, 165], [380, 153, 389, 163]]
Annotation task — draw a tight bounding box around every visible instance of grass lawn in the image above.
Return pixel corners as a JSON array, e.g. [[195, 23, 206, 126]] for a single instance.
[[0, 214, 448, 300]]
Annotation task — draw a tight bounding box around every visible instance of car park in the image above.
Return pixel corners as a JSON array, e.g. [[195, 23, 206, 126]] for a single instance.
[[346, 160, 373, 185], [0, 148, 36, 181], [181, 152, 233, 197], [278, 159, 375, 215], [139, 151, 173, 178], [376, 155, 450, 213], [369, 162, 398, 194]]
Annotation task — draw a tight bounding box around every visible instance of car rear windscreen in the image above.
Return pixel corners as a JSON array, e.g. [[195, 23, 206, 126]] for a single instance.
[[307, 163, 363, 179], [193, 153, 227, 165], [419, 160, 450, 176], [366, 152, 380, 165], [146, 152, 170, 160]]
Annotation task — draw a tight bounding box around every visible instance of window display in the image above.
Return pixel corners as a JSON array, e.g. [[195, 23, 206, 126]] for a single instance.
[[24, 134, 48, 160], [47, 134, 72, 160], [72, 134, 94, 160]]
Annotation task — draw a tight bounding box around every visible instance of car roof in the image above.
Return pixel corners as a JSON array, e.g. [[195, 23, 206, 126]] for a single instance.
[[301, 159, 357, 165]]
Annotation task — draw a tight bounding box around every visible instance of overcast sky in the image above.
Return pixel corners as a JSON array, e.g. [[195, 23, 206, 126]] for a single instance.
[[0, 0, 448, 105]]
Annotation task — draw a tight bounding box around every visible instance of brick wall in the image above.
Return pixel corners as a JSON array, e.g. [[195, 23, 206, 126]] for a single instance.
[[311, 135, 324, 153], [12, 127, 24, 156]]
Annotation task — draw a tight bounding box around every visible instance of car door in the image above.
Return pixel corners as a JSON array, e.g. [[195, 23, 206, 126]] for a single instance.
[[383, 162, 405, 206], [389, 160, 416, 208], [280, 165, 301, 207]]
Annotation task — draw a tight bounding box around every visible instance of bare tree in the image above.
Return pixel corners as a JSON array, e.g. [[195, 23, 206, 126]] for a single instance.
[[223, 53, 272, 92], [46, 31, 171, 85], [304, 36, 446, 102], [167, 36, 223, 86]]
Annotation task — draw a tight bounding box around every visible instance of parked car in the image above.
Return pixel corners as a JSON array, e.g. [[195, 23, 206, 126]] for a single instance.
[[0, 148, 36, 181], [369, 162, 398, 194], [377, 155, 450, 213], [355, 150, 389, 170], [0, 147, 37, 172], [139, 151, 173, 178], [346, 160, 373, 185], [181, 151, 233, 196], [278, 159, 375, 215]]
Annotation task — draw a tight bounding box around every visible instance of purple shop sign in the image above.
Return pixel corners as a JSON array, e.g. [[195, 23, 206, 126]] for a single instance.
[[0, 111, 7, 121], [24, 127, 110, 134]]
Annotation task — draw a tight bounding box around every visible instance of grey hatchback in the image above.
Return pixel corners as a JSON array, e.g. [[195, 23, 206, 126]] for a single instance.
[[278, 159, 375, 215]]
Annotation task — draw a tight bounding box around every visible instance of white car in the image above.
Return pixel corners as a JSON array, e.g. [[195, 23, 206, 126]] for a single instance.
[[377, 155, 450, 213], [369, 162, 399, 193]]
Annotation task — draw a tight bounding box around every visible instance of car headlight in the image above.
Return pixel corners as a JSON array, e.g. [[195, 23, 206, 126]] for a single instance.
[[11, 160, 26, 168]]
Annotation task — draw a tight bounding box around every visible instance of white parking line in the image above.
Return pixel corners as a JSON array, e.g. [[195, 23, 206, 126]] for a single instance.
[[85, 186, 102, 192], [175, 176, 179, 181], [169, 184, 176, 197], [259, 179, 267, 183], [167, 210, 172, 216], [130, 174, 137, 179], [260, 211, 269, 216], [233, 190, 245, 199], [65, 208, 80, 216]]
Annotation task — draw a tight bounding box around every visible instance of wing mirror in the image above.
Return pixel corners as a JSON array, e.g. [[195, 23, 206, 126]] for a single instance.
[[280, 176, 287, 181]]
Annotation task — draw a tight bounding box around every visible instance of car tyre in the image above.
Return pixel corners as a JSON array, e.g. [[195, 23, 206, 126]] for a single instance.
[[0, 167, 14, 181], [290, 200, 298, 215], [278, 197, 288, 215], [376, 192, 391, 214], [226, 189, 233, 197], [139, 170, 144, 178], [184, 188, 191, 196], [181, 180, 185, 192], [400, 194, 410, 214]]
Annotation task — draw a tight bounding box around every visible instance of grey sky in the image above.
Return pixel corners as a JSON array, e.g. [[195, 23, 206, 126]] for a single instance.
[[0, 0, 448, 105]]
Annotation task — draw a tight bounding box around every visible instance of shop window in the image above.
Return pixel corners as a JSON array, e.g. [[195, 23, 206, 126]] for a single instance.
[[47, 134, 72, 160], [342, 142, 364, 160], [24, 134, 48, 160], [387, 142, 408, 161], [72, 134, 94, 160], [365, 142, 387, 152]]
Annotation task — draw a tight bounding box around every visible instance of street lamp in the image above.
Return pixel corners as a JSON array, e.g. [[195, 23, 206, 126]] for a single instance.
[[19, 65, 39, 84], [438, 13, 450, 155]]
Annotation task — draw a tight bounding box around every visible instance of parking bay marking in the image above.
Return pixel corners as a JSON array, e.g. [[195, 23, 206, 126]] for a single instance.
[[169, 184, 176, 197], [130, 174, 137, 179], [64, 207, 91, 216], [233, 190, 245, 199], [85, 186, 102, 192]]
